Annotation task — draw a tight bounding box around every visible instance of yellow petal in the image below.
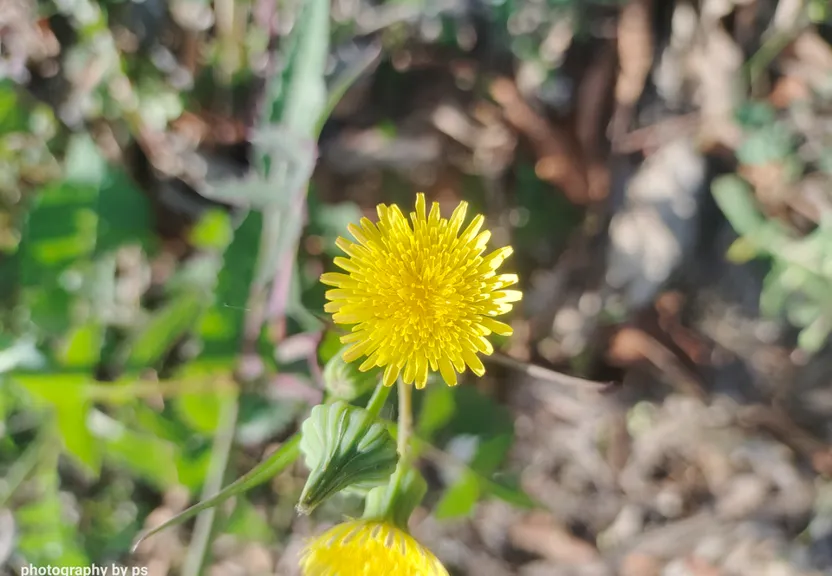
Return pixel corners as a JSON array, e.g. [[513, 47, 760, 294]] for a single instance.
[[403, 359, 417, 385], [320, 272, 354, 287], [383, 363, 400, 387], [347, 223, 368, 244], [480, 246, 513, 271], [342, 339, 374, 362], [415, 356, 429, 389], [359, 218, 384, 244], [428, 201, 441, 226], [333, 256, 361, 274], [475, 336, 493, 355], [462, 349, 485, 376], [415, 192, 426, 221], [340, 331, 364, 343], [458, 214, 484, 244], [359, 351, 379, 371], [438, 357, 457, 386], [448, 201, 468, 236], [325, 289, 352, 300], [450, 353, 466, 373], [473, 230, 491, 252], [492, 273, 519, 289], [492, 289, 523, 303]]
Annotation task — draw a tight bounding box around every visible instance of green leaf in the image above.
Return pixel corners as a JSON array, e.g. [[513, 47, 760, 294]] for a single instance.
[[188, 209, 233, 251], [0, 81, 27, 133], [95, 165, 154, 253], [298, 401, 398, 514], [125, 292, 204, 369], [416, 384, 455, 440], [445, 387, 514, 475], [435, 470, 480, 519], [734, 101, 776, 129], [20, 181, 98, 282], [57, 320, 104, 369], [309, 200, 364, 258], [131, 433, 302, 551], [175, 391, 224, 435], [514, 162, 583, 253], [64, 133, 154, 252], [482, 473, 536, 509], [169, 362, 235, 436], [786, 299, 821, 327], [736, 124, 795, 166], [760, 264, 790, 317], [176, 448, 214, 492], [798, 316, 832, 353], [55, 396, 100, 474], [64, 133, 107, 187], [15, 373, 101, 475], [247, 0, 330, 291], [403, 429, 539, 512], [224, 500, 274, 543], [726, 236, 759, 264], [261, 0, 328, 131], [236, 393, 302, 446], [200, 212, 261, 357], [14, 448, 90, 567], [93, 410, 179, 490], [711, 175, 768, 237], [316, 41, 382, 136], [818, 147, 832, 175], [471, 433, 513, 473]]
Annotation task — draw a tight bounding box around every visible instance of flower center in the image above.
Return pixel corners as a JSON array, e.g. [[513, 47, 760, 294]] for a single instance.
[[392, 265, 461, 339]]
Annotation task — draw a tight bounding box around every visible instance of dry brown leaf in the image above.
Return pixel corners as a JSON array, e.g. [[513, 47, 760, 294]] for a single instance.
[[490, 77, 589, 203], [574, 41, 616, 200], [621, 552, 664, 576], [615, 0, 654, 107], [793, 29, 832, 71], [509, 512, 601, 565], [769, 75, 811, 108]]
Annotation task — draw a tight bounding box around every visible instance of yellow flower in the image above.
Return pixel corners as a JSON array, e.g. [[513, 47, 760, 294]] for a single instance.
[[321, 193, 521, 388], [300, 520, 448, 576]]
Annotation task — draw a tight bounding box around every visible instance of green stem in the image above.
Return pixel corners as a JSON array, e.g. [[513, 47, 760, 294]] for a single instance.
[[365, 379, 393, 418], [181, 395, 239, 576], [0, 426, 48, 508], [397, 378, 412, 459], [373, 378, 413, 526]]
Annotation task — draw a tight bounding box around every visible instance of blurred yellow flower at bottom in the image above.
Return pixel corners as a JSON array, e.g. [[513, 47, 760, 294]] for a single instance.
[[300, 520, 448, 576]]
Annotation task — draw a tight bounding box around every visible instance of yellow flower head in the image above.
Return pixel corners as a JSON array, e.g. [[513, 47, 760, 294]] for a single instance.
[[321, 193, 521, 389], [300, 520, 448, 576]]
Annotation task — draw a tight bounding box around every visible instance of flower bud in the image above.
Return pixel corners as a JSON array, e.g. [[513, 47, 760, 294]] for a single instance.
[[364, 467, 428, 529], [323, 346, 381, 401], [297, 401, 398, 514]]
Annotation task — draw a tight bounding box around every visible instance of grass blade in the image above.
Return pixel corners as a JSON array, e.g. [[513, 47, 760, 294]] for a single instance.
[[131, 433, 301, 552]]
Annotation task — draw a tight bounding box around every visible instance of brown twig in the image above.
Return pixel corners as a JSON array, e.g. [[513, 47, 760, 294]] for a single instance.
[[490, 77, 590, 204], [488, 352, 617, 392], [612, 113, 701, 154], [737, 403, 832, 476]]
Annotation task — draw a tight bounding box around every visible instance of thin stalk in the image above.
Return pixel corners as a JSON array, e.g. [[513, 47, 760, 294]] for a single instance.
[[373, 378, 414, 524], [181, 396, 239, 576], [365, 379, 392, 418], [397, 379, 412, 458]]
